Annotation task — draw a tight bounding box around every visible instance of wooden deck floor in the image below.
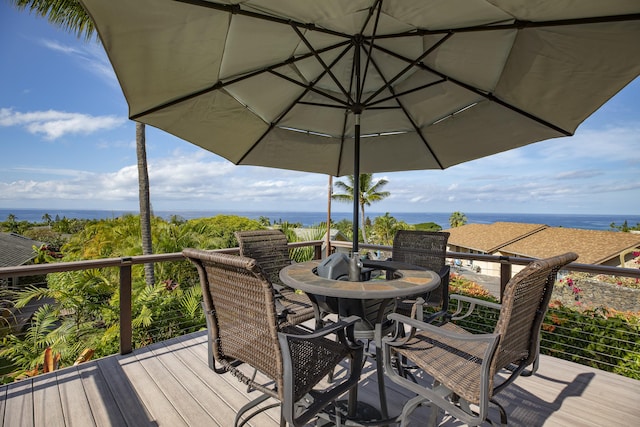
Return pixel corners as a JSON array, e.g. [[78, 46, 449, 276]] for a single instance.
[[1, 330, 639, 426]]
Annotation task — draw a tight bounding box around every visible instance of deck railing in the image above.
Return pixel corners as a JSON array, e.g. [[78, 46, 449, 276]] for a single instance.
[[1, 240, 638, 378]]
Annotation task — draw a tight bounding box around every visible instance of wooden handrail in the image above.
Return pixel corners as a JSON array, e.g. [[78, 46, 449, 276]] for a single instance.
[[1, 239, 638, 355]]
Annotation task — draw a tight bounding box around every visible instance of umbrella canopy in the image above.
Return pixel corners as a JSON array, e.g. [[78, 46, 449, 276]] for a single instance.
[[81, 0, 640, 254]]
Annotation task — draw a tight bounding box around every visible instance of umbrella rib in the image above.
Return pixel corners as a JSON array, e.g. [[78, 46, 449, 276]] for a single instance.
[[362, 33, 453, 106], [336, 50, 361, 176], [358, 0, 384, 99], [372, 43, 573, 137], [172, 0, 352, 39], [298, 101, 348, 109], [290, 25, 353, 103], [366, 53, 445, 169], [130, 39, 351, 121], [367, 79, 446, 108], [268, 71, 349, 107], [236, 43, 354, 167]]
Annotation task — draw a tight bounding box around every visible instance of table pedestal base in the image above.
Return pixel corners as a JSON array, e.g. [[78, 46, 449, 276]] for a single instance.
[[318, 400, 396, 426]]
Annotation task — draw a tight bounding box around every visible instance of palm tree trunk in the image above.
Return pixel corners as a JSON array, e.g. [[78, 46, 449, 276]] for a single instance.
[[360, 203, 368, 245], [136, 122, 154, 287]]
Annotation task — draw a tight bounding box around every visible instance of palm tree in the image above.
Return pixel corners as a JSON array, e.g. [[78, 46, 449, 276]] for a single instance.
[[449, 211, 468, 228], [41, 213, 53, 226], [137, 123, 154, 286], [3, 214, 19, 233], [9, 0, 95, 40], [10, 0, 155, 285], [372, 212, 411, 246], [332, 174, 390, 244]]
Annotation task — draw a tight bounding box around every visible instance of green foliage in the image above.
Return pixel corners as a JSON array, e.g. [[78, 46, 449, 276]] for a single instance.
[[370, 213, 412, 246], [542, 303, 640, 379], [0, 304, 84, 381], [332, 174, 390, 243], [449, 211, 467, 228], [22, 228, 68, 252], [51, 216, 92, 234], [333, 219, 354, 242], [413, 222, 442, 231], [186, 215, 264, 248], [0, 214, 30, 234], [282, 225, 325, 263], [1, 214, 266, 380], [9, 0, 96, 41], [449, 274, 494, 301], [610, 220, 640, 232]]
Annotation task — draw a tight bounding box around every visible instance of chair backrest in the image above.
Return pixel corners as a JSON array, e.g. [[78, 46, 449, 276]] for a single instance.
[[490, 252, 578, 389], [235, 229, 291, 287], [182, 248, 284, 400], [392, 230, 450, 306]]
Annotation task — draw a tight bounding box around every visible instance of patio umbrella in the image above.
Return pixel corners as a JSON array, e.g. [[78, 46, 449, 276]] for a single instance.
[[81, 0, 640, 257]]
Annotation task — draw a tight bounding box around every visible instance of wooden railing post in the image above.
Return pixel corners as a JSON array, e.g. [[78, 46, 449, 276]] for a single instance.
[[499, 257, 512, 302], [119, 259, 133, 355]]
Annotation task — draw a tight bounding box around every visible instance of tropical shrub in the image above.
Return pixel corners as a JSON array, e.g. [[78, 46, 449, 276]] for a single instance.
[[0, 214, 262, 382]]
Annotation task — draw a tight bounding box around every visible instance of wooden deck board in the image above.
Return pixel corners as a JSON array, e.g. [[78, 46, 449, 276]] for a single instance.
[[179, 331, 283, 426], [133, 342, 217, 426], [95, 356, 156, 426], [116, 346, 189, 427], [163, 333, 264, 426], [32, 373, 64, 426], [77, 361, 128, 427], [1, 330, 639, 427], [57, 367, 96, 426], [3, 377, 33, 427]]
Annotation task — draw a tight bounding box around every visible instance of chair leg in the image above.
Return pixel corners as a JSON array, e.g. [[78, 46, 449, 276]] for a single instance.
[[398, 395, 431, 427], [489, 398, 508, 427], [375, 343, 389, 421], [235, 393, 279, 427], [247, 368, 258, 393]]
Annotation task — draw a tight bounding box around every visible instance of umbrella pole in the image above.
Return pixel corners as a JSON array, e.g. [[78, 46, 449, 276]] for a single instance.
[[326, 175, 332, 258], [352, 114, 360, 255], [348, 113, 362, 281]]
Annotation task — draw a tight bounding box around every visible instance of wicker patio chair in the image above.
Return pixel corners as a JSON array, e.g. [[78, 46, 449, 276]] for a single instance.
[[383, 252, 578, 427], [183, 249, 363, 427], [390, 230, 451, 324], [235, 229, 319, 327]]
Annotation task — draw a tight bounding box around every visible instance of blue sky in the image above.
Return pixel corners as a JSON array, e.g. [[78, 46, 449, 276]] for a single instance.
[[1, 3, 639, 216]]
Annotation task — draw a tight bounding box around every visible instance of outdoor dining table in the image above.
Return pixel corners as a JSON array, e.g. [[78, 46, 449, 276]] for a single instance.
[[280, 259, 440, 426]]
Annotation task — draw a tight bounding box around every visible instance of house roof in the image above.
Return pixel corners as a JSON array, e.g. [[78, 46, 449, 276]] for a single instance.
[[0, 232, 43, 268], [445, 222, 548, 253], [499, 227, 640, 264]]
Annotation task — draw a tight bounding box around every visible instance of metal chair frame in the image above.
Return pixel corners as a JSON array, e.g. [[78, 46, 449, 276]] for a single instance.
[[184, 249, 363, 427], [383, 252, 578, 427], [235, 229, 321, 327]]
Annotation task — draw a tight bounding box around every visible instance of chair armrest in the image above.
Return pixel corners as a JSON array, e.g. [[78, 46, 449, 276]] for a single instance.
[[279, 315, 361, 346], [407, 265, 451, 323], [449, 294, 501, 321], [386, 312, 499, 347]]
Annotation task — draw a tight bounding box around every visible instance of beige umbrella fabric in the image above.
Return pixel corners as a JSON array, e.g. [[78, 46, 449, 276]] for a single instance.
[[81, 0, 640, 175], [80, 0, 640, 252]]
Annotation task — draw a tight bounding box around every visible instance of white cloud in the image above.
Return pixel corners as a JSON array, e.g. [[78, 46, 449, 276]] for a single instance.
[[40, 39, 117, 87], [0, 108, 125, 140]]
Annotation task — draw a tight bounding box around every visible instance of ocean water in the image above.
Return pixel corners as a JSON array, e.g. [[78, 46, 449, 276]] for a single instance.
[[1, 208, 638, 231]]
